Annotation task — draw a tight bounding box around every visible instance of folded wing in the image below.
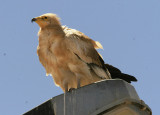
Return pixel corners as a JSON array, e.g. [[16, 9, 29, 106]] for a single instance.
[[63, 26, 111, 79]]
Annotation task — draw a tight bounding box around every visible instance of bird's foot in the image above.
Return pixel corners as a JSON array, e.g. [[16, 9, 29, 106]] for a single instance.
[[68, 88, 76, 92]]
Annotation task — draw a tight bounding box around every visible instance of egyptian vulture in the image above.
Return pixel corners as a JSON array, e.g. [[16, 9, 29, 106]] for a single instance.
[[32, 13, 137, 92]]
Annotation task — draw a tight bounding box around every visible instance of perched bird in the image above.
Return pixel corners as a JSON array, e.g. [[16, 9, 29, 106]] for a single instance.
[[32, 13, 111, 92], [32, 13, 137, 92]]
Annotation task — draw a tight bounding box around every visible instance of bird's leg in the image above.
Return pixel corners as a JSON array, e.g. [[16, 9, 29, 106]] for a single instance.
[[63, 82, 68, 93], [77, 78, 80, 88], [75, 74, 81, 88], [65, 87, 68, 93]]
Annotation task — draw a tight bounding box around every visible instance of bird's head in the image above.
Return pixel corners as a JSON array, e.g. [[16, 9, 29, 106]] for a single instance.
[[31, 13, 61, 28]]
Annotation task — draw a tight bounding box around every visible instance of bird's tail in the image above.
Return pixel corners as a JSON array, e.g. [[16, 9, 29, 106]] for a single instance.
[[115, 73, 137, 83], [104, 64, 137, 83]]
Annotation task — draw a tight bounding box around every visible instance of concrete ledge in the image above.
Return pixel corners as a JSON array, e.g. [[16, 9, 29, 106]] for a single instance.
[[23, 80, 152, 115]]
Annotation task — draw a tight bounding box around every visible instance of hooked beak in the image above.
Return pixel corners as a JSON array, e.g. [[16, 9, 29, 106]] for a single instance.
[[31, 18, 37, 23]]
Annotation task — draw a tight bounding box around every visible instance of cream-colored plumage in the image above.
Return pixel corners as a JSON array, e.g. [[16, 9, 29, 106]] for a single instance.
[[32, 13, 111, 92]]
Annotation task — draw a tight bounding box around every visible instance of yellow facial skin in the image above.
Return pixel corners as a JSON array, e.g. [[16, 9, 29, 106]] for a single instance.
[[32, 16, 50, 28]]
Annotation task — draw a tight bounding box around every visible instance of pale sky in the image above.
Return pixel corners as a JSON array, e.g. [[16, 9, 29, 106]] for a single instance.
[[0, 0, 159, 114]]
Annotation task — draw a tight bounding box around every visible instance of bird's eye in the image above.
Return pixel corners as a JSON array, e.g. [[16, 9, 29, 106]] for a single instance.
[[44, 17, 47, 19]]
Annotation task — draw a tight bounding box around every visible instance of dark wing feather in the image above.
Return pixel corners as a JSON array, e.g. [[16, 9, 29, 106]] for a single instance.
[[105, 64, 137, 83]]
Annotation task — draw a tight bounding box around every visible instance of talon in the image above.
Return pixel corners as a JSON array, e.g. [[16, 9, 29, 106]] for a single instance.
[[68, 88, 75, 92]]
